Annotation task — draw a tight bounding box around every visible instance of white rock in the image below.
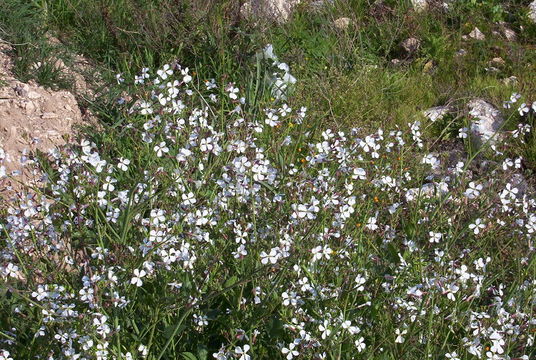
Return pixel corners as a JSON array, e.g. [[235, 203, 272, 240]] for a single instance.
[[469, 27, 485, 40], [241, 0, 302, 22], [468, 99, 504, 146], [411, 0, 428, 12], [423, 106, 449, 122], [333, 17, 351, 30], [529, 1, 536, 23]]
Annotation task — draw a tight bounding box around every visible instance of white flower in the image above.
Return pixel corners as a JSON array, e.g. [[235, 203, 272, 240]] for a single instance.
[[429, 231, 442, 243], [355, 274, 366, 291], [182, 192, 196, 206], [445, 352, 460, 360], [355, 337, 366, 352], [260, 248, 279, 264], [117, 157, 130, 171], [0, 350, 13, 360], [318, 320, 331, 339], [131, 269, 146, 287], [464, 182, 483, 199], [234, 345, 250, 360], [157, 64, 173, 80], [281, 343, 299, 359], [395, 328, 407, 343], [139, 101, 153, 115], [518, 103, 530, 116], [469, 218, 485, 235], [154, 142, 169, 157]]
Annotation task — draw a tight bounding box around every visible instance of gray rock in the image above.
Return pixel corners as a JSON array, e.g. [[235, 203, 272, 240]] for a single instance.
[[468, 99, 504, 147]]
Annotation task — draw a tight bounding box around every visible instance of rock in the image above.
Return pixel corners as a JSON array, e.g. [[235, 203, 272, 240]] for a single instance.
[[455, 49, 467, 57], [502, 76, 518, 86], [423, 106, 450, 122], [241, 0, 303, 22], [333, 17, 351, 30], [400, 37, 421, 55], [411, 0, 428, 12], [468, 27, 485, 40], [490, 57, 505, 66], [468, 99, 504, 147], [529, 1, 536, 23], [499, 23, 517, 41]]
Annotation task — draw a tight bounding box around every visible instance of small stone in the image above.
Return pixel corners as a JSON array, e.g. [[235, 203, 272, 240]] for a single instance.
[[455, 49, 467, 57], [501, 27, 516, 41], [502, 76, 518, 86], [401, 37, 421, 55], [333, 17, 351, 30], [423, 60, 434, 73], [490, 57, 505, 66], [41, 112, 58, 119], [423, 106, 450, 122], [468, 27, 485, 40]]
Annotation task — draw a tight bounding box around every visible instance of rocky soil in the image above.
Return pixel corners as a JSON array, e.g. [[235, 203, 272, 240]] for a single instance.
[[0, 40, 92, 193]]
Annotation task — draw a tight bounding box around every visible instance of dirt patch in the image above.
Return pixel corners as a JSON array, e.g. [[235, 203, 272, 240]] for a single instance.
[[0, 41, 84, 193]]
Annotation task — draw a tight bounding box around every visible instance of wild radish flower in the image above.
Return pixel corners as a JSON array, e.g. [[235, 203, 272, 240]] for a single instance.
[[154, 142, 169, 157], [226, 84, 239, 100], [395, 328, 407, 343], [234, 345, 251, 360], [464, 182, 483, 199], [354, 337, 366, 352], [444, 283, 460, 301], [518, 103, 530, 116], [116, 73, 124, 84], [318, 320, 332, 339], [157, 64, 173, 80], [281, 342, 299, 359], [131, 269, 146, 287], [458, 127, 468, 139], [260, 248, 280, 264], [102, 176, 117, 192], [469, 218, 485, 234], [355, 274, 366, 291], [181, 68, 192, 83], [445, 352, 460, 360], [429, 231, 442, 243], [311, 245, 333, 262], [182, 192, 196, 206], [117, 157, 130, 171], [139, 101, 153, 115]]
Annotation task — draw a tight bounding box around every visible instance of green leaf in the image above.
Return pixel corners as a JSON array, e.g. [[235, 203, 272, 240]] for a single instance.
[[197, 344, 208, 360], [224, 275, 238, 288], [180, 352, 198, 360]]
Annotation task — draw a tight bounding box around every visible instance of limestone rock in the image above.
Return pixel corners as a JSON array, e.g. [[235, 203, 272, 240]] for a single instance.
[[468, 27, 485, 40], [333, 17, 351, 30], [468, 99, 504, 147], [529, 1, 536, 23], [241, 0, 302, 22]]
